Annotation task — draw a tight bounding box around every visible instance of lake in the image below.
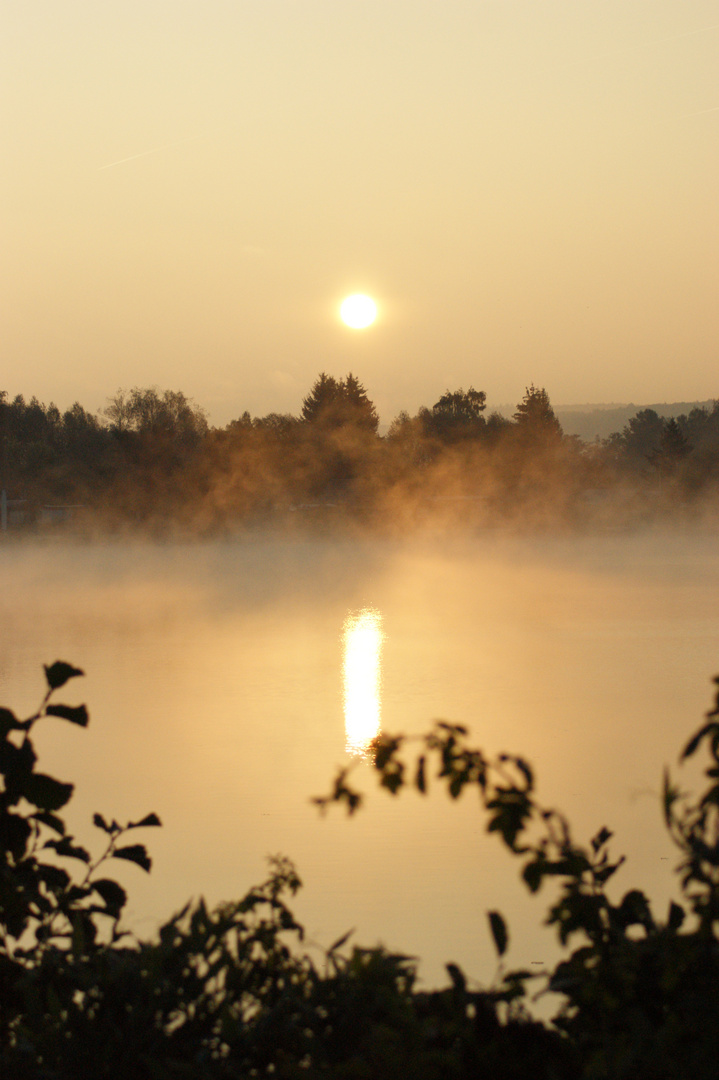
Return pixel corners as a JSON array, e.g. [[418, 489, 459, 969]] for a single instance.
[[2, 527, 718, 998]]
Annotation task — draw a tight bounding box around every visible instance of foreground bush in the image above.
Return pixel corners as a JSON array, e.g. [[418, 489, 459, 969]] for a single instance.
[[2, 665, 719, 1077]]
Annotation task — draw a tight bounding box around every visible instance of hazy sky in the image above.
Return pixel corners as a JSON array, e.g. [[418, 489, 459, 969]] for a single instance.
[[3, 1, 718, 427]]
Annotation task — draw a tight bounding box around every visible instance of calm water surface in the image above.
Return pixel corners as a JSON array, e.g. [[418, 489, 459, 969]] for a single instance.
[[2, 529, 718, 990]]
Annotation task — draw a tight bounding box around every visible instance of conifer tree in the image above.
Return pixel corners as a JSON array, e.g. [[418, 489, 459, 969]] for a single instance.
[[300, 373, 379, 433], [513, 385, 562, 440]]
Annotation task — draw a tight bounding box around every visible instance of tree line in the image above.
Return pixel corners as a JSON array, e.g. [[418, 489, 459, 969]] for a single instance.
[[2, 378, 718, 532]]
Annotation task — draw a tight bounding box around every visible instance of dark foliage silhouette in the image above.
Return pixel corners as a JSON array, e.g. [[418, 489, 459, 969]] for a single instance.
[[316, 676, 719, 1079], [4, 664, 719, 1075]]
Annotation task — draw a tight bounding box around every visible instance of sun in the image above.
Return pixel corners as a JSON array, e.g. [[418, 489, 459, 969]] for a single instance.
[[340, 293, 377, 329]]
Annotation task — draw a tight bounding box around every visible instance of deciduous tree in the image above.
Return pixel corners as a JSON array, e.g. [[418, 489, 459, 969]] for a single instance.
[[423, 387, 487, 443]]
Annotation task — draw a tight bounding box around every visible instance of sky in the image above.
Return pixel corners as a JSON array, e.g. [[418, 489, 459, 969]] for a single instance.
[[3, 1, 718, 428]]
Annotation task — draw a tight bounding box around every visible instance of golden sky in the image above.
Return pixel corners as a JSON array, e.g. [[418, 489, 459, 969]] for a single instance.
[[3, 1, 718, 426]]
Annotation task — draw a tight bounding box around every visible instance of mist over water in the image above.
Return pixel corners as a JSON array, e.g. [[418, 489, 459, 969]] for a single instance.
[[1, 527, 718, 989]]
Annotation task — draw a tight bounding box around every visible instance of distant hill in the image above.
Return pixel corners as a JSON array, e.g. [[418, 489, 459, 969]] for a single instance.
[[495, 401, 715, 443]]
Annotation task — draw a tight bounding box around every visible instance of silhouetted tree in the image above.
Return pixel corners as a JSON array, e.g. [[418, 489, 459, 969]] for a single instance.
[[673, 402, 719, 490], [301, 373, 379, 433], [300, 373, 339, 424], [385, 410, 435, 473], [101, 390, 134, 433], [615, 408, 664, 468], [513, 385, 562, 440], [103, 387, 207, 444], [423, 387, 487, 443], [228, 410, 253, 432], [674, 402, 719, 458], [650, 417, 692, 477], [485, 410, 513, 444], [252, 412, 300, 439], [343, 373, 379, 433]]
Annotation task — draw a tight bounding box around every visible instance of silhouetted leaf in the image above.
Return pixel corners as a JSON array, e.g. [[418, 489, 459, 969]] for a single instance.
[[486, 791, 532, 851], [328, 929, 354, 954], [709, 675, 719, 717], [513, 757, 533, 788], [38, 864, 71, 891], [1, 813, 32, 859], [374, 735, 403, 771], [128, 812, 162, 829], [92, 878, 127, 916], [0, 736, 36, 785], [93, 813, 121, 834], [0, 707, 19, 736], [21, 772, 74, 811], [32, 811, 66, 835], [668, 901, 685, 931], [488, 910, 508, 957], [415, 755, 426, 793], [449, 773, 465, 798], [617, 889, 654, 930], [45, 837, 90, 863], [497, 969, 533, 1002], [681, 722, 718, 761], [43, 661, 84, 691], [522, 857, 546, 893], [437, 721, 467, 735], [380, 768, 403, 794], [46, 703, 89, 727], [113, 844, 151, 872], [594, 857, 624, 885], [591, 826, 613, 854], [446, 962, 466, 993]]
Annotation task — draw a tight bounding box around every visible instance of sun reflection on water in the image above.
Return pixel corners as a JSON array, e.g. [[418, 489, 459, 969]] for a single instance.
[[342, 607, 384, 755]]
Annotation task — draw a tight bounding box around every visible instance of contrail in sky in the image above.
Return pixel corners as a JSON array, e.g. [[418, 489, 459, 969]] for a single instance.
[[676, 23, 719, 37], [98, 133, 208, 171], [564, 22, 719, 68], [685, 104, 719, 116]]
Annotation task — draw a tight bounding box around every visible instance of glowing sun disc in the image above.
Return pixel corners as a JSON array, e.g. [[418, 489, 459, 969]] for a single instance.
[[340, 294, 377, 329]]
